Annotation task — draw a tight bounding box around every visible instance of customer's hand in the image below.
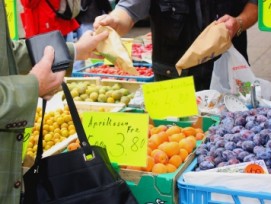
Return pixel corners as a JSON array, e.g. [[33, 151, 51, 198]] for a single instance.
[[216, 14, 240, 38], [29, 46, 66, 100], [74, 30, 108, 60]]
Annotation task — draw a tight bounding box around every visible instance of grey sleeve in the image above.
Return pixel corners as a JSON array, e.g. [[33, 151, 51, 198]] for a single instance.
[[116, 0, 150, 23]]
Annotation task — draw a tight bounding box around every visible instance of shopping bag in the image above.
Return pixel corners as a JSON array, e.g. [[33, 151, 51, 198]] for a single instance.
[[210, 45, 256, 96], [23, 82, 138, 204]]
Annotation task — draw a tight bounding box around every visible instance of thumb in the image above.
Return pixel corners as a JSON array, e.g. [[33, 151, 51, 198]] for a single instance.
[[42, 46, 55, 66], [94, 30, 109, 41]]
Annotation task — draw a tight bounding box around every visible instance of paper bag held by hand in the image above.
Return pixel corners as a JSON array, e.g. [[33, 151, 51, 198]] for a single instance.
[[95, 26, 139, 75], [176, 21, 232, 75]]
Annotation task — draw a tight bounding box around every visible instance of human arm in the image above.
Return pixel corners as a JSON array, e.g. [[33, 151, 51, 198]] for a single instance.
[[216, 2, 258, 38], [94, 0, 150, 36], [0, 46, 63, 128], [94, 8, 135, 36]]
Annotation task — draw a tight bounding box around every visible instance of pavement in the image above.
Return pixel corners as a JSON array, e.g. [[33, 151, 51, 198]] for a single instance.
[[125, 23, 271, 82]]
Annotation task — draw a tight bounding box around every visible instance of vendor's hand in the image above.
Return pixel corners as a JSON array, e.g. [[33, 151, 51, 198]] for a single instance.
[[93, 14, 119, 31], [216, 14, 240, 39], [29, 46, 66, 100], [74, 30, 108, 60]]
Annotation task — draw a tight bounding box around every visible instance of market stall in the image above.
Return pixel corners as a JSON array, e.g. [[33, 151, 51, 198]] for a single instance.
[[22, 5, 271, 203]]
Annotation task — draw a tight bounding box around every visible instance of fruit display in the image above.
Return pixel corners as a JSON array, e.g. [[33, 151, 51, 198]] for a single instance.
[[122, 124, 205, 174], [64, 80, 135, 106], [82, 64, 153, 77], [25, 105, 77, 159], [195, 107, 271, 173], [72, 63, 154, 82], [131, 32, 152, 62]]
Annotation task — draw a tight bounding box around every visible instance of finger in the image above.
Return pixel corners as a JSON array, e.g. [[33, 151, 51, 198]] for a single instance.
[[94, 15, 108, 29], [42, 94, 54, 101], [90, 51, 103, 59], [93, 30, 109, 41], [42, 46, 55, 66]]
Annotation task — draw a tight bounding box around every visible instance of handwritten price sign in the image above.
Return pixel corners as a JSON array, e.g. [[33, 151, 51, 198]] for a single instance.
[[83, 112, 149, 166], [259, 0, 271, 31], [142, 76, 198, 119]]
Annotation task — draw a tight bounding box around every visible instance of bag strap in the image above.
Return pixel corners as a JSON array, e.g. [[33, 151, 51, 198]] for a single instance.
[[45, 0, 73, 20], [61, 81, 93, 155], [34, 82, 93, 165]]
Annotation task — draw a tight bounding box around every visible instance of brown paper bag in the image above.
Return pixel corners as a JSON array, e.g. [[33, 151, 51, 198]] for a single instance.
[[95, 26, 139, 75], [175, 21, 232, 75]]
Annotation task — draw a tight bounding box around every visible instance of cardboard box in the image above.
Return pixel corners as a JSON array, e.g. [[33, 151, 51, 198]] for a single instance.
[[120, 154, 195, 204], [119, 117, 218, 204]]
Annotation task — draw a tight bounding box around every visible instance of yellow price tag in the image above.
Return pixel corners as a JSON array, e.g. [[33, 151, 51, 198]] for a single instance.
[[259, 0, 271, 31], [22, 128, 32, 160], [83, 112, 149, 166], [142, 76, 198, 119]]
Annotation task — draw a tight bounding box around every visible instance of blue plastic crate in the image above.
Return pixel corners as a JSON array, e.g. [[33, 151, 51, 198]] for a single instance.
[[72, 62, 154, 82], [177, 159, 271, 204]]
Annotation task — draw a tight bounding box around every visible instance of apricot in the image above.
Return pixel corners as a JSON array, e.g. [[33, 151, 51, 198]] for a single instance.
[[179, 148, 189, 162], [182, 127, 197, 137], [151, 149, 169, 164], [142, 156, 155, 172], [196, 132, 205, 140], [179, 138, 194, 154], [158, 141, 180, 158], [168, 155, 183, 168], [152, 163, 167, 174], [168, 133, 185, 142], [166, 125, 182, 136], [148, 137, 160, 150], [67, 143, 80, 151], [166, 163, 177, 173], [186, 135, 197, 147]]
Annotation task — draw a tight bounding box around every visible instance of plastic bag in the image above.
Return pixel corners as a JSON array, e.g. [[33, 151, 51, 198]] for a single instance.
[[210, 45, 256, 96]]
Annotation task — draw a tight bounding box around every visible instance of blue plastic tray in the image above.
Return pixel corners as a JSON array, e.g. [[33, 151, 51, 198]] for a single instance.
[[72, 62, 154, 82], [177, 159, 271, 204]]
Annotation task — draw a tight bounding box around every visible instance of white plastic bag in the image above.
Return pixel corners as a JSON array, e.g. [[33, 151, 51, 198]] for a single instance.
[[210, 45, 256, 96]]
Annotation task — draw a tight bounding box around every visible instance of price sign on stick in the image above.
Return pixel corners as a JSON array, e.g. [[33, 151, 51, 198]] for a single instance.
[[259, 0, 271, 31], [142, 76, 198, 119], [83, 112, 149, 166]]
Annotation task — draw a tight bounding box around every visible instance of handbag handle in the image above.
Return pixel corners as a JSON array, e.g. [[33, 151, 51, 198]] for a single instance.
[[61, 81, 93, 154], [34, 82, 93, 165]]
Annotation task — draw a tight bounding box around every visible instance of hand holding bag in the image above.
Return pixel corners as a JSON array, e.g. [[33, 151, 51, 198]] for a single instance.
[[23, 82, 138, 204]]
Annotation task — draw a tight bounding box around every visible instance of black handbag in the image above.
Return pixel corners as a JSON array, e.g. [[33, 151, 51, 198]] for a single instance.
[[23, 82, 138, 204]]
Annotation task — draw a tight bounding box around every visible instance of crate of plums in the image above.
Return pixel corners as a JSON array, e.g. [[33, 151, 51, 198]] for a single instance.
[[177, 107, 271, 204]]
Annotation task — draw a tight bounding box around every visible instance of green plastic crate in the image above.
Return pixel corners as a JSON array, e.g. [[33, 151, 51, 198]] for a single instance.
[[120, 117, 219, 204]]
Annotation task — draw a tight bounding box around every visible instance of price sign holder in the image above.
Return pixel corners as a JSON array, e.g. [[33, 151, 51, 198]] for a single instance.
[[83, 112, 149, 166], [259, 0, 271, 31]]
